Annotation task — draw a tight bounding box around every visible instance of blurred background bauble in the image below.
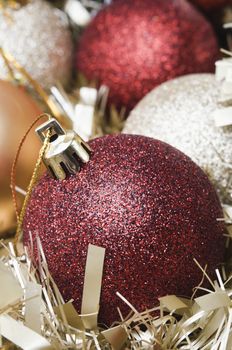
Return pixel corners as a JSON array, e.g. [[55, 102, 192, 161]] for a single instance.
[[189, 0, 231, 11], [123, 73, 232, 204], [76, 0, 219, 112], [0, 0, 73, 89], [0, 79, 41, 235]]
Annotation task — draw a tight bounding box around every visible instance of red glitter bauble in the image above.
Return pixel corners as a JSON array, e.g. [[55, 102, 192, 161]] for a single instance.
[[23, 135, 225, 326], [76, 0, 219, 111], [189, 0, 229, 11]]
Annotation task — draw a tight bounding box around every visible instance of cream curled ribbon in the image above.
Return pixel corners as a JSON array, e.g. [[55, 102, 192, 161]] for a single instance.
[[215, 49, 232, 104], [212, 49, 232, 127]]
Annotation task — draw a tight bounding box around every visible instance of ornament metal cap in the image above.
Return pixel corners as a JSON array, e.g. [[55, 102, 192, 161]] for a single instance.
[[36, 118, 91, 180]]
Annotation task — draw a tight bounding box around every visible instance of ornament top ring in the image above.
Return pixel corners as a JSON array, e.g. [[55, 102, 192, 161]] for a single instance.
[[35, 118, 91, 180]]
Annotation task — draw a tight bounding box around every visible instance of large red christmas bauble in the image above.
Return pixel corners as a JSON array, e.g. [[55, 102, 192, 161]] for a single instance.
[[23, 134, 225, 326], [76, 0, 219, 111], [189, 0, 229, 11]]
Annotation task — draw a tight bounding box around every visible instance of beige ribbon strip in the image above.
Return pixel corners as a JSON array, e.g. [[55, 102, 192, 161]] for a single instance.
[[25, 282, 42, 334], [81, 244, 105, 329], [54, 302, 84, 330], [0, 315, 54, 350], [195, 292, 231, 311], [101, 325, 128, 350], [0, 260, 23, 310], [212, 107, 232, 127], [158, 295, 189, 312]]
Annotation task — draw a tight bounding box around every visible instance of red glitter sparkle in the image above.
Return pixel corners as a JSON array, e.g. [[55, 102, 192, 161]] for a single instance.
[[76, 0, 219, 111], [23, 135, 225, 326]]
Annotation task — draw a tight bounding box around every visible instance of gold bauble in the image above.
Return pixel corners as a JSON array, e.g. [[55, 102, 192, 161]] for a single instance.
[[0, 79, 41, 235]]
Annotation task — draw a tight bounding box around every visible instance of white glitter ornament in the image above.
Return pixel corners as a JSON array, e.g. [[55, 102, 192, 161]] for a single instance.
[[123, 73, 232, 203], [0, 0, 73, 88]]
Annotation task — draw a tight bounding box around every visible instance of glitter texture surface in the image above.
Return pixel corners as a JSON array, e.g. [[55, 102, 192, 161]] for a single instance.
[[0, 0, 73, 88], [124, 74, 232, 204], [76, 0, 219, 111], [23, 134, 225, 326]]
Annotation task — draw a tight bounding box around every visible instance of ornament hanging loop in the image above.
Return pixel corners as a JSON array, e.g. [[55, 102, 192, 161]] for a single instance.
[[36, 118, 91, 180], [36, 118, 65, 142]]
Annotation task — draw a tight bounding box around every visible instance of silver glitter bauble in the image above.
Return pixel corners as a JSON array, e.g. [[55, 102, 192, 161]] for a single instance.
[[0, 0, 73, 88], [123, 73, 232, 203]]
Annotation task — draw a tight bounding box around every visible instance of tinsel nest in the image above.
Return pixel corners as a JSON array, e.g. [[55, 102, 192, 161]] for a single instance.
[[0, 207, 232, 349], [74, 73, 126, 136]]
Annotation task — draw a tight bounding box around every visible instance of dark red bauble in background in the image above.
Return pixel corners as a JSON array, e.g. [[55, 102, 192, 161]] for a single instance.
[[23, 135, 225, 326], [189, 0, 230, 11], [76, 0, 219, 111]]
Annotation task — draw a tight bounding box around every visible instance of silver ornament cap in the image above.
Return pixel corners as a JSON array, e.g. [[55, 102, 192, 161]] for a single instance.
[[36, 118, 91, 180]]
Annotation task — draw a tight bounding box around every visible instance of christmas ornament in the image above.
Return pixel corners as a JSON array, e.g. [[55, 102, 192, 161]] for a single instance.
[[0, 197, 17, 234], [76, 0, 219, 111], [189, 0, 230, 11], [0, 0, 73, 88], [0, 79, 41, 234], [23, 123, 225, 326], [123, 73, 232, 203]]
